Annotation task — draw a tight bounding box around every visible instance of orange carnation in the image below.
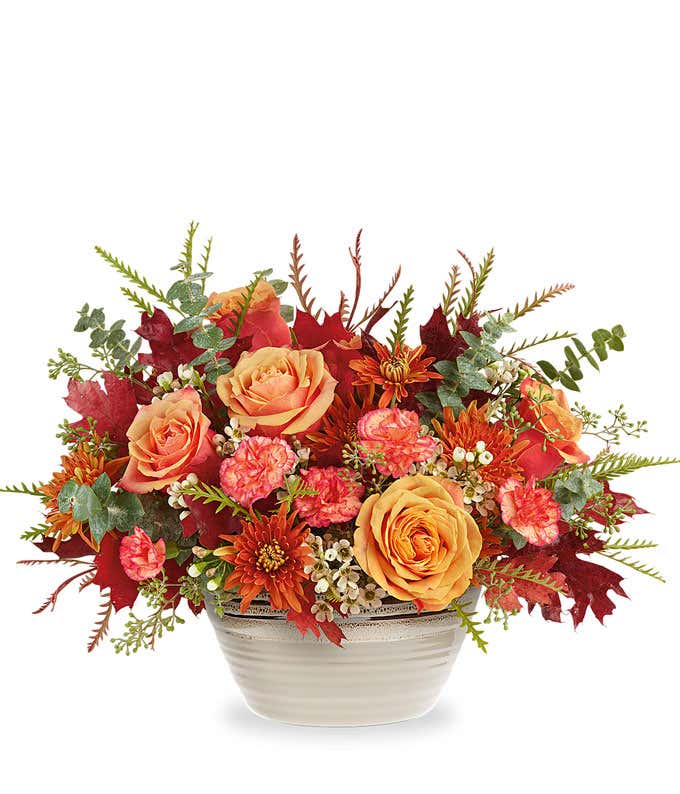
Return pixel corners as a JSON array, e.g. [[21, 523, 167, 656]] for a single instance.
[[216, 346, 337, 436], [353, 474, 482, 611]]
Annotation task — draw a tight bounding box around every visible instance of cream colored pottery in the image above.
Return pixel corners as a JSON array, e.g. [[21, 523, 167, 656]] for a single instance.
[[206, 588, 479, 726]]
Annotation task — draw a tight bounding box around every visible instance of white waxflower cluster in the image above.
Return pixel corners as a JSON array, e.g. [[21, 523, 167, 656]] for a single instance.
[[152, 364, 200, 398], [305, 533, 386, 620], [483, 358, 522, 388], [411, 439, 498, 516], [166, 472, 198, 519], [212, 417, 250, 457]]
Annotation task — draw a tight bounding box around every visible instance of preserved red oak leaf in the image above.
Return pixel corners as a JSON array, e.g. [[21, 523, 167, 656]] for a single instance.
[[92, 533, 140, 611], [548, 532, 628, 627], [136, 308, 201, 375], [286, 586, 346, 647], [65, 372, 139, 445]]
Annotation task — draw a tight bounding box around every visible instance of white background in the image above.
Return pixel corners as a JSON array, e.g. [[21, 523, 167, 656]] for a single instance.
[[1, 2, 678, 792]]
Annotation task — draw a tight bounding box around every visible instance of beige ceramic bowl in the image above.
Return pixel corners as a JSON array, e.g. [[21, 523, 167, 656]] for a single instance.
[[206, 589, 479, 726]]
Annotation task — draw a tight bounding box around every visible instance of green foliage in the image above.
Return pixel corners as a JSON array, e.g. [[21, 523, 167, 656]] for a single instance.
[[55, 418, 119, 457], [386, 284, 415, 353], [475, 558, 567, 596], [0, 481, 45, 497], [137, 493, 195, 565], [586, 453, 680, 480], [449, 599, 488, 653], [57, 476, 143, 544], [536, 325, 626, 391], [420, 313, 512, 417], [95, 245, 175, 312], [177, 480, 248, 516], [73, 304, 143, 376], [508, 282, 574, 320], [596, 550, 666, 583], [552, 468, 604, 519], [603, 537, 658, 551], [111, 573, 185, 654], [20, 524, 50, 541], [120, 286, 154, 315], [440, 264, 461, 322], [222, 269, 273, 338], [457, 249, 495, 317], [276, 474, 318, 511], [501, 330, 576, 357], [47, 348, 97, 381], [574, 402, 647, 446], [178, 575, 205, 609]]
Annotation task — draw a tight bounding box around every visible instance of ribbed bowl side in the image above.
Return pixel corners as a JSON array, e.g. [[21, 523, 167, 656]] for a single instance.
[[207, 592, 478, 727]]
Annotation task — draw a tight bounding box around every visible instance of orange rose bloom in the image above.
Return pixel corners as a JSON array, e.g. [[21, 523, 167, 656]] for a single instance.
[[216, 346, 337, 436], [516, 377, 588, 479], [353, 475, 482, 611], [119, 387, 215, 493], [207, 280, 290, 349]]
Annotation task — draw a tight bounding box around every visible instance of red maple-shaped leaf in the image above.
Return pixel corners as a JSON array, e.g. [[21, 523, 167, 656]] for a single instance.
[[286, 585, 346, 647], [486, 548, 567, 614], [92, 532, 140, 611], [293, 311, 361, 397], [180, 496, 242, 548], [584, 483, 648, 527], [161, 558, 204, 615], [65, 372, 139, 445], [549, 532, 628, 627], [33, 535, 95, 559], [136, 308, 202, 375]]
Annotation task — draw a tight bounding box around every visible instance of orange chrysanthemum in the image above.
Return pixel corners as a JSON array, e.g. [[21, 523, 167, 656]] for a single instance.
[[432, 402, 525, 487], [349, 341, 442, 408], [305, 388, 374, 462], [39, 442, 125, 551], [215, 505, 314, 613]]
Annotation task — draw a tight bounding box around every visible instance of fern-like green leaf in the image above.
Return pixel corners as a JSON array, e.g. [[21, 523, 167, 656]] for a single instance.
[[449, 599, 488, 653], [440, 263, 461, 321], [458, 249, 495, 317], [502, 330, 577, 356], [603, 537, 658, 551], [587, 453, 680, 480], [120, 286, 154, 316], [386, 285, 415, 352], [596, 550, 666, 583], [508, 282, 575, 320], [95, 246, 174, 311], [0, 482, 45, 497]]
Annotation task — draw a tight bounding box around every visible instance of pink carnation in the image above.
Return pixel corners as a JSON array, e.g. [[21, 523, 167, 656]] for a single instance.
[[219, 436, 297, 507], [119, 526, 166, 581], [357, 407, 438, 478], [498, 477, 562, 546], [294, 466, 365, 528]]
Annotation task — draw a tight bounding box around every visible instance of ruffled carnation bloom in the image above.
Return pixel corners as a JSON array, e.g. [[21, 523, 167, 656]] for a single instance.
[[219, 436, 297, 507], [497, 477, 562, 546], [119, 527, 166, 581], [294, 466, 365, 528], [357, 407, 438, 478]]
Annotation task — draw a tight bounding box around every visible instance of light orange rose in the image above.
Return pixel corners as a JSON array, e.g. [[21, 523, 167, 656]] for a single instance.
[[119, 387, 216, 493], [216, 346, 337, 436], [207, 280, 290, 349], [516, 377, 589, 479], [354, 474, 482, 611]]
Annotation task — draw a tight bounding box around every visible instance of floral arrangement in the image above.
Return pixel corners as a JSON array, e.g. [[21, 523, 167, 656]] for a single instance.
[[4, 224, 676, 654]]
